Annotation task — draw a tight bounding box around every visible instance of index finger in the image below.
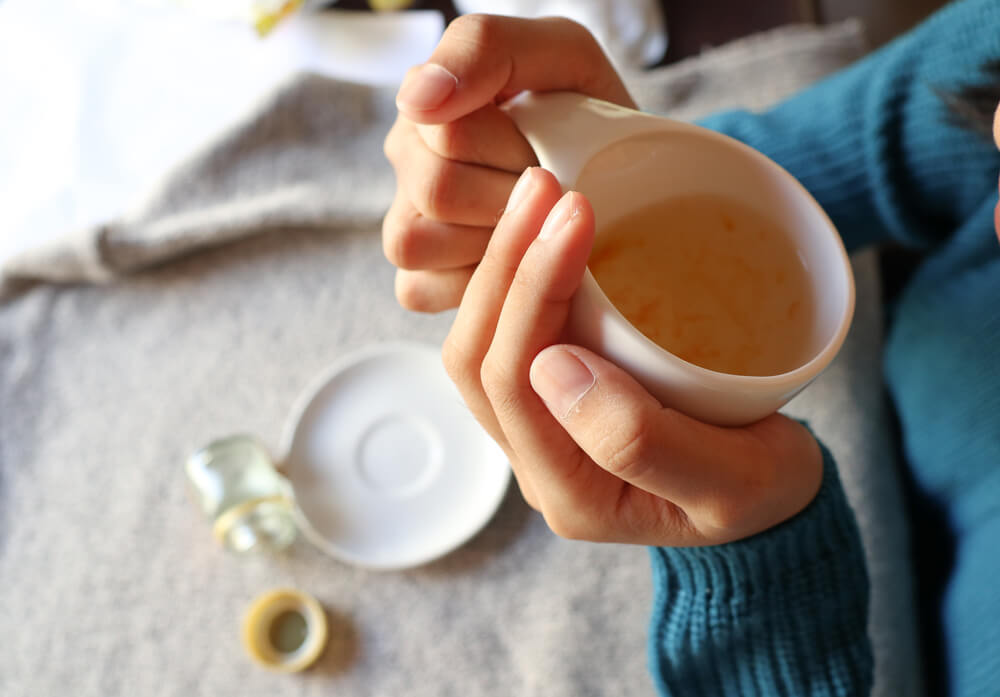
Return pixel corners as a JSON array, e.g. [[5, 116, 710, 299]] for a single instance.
[[396, 15, 635, 124]]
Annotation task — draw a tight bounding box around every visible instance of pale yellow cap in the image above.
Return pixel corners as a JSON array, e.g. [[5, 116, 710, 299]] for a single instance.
[[368, 0, 415, 10], [242, 588, 328, 672]]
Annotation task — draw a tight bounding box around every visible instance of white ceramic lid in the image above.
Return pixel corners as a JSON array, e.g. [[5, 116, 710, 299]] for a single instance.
[[279, 342, 510, 570]]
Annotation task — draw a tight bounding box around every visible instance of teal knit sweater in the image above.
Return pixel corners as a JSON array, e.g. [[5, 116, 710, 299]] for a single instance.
[[649, 1, 1000, 695]]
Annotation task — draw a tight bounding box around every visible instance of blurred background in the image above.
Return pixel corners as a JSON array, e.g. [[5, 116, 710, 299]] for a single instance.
[[0, 0, 949, 276], [407, 0, 951, 57]]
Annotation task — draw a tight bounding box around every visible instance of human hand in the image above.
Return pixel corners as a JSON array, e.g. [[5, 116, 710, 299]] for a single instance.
[[382, 14, 635, 312], [445, 166, 824, 546]]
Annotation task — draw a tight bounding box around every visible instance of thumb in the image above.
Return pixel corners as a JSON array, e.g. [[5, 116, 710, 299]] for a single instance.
[[529, 345, 823, 538], [396, 15, 635, 124]]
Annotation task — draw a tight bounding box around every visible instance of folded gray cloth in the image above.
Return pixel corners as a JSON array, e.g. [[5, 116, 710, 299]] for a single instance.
[[0, 77, 399, 297], [0, 20, 866, 298], [0, 19, 919, 697]]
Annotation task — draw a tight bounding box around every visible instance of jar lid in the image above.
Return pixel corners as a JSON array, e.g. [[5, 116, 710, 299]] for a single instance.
[[278, 342, 510, 570], [242, 588, 328, 672]]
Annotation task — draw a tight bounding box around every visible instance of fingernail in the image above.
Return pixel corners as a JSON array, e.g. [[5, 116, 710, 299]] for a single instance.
[[530, 348, 596, 419], [505, 167, 536, 215], [396, 63, 458, 112], [538, 192, 581, 241]]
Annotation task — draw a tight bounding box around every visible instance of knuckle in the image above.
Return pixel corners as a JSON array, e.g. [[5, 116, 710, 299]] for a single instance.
[[419, 157, 461, 221], [623, 498, 690, 543], [699, 496, 754, 535], [382, 211, 423, 270], [394, 271, 431, 312], [441, 335, 480, 387], [553, 15, 591, 41], [381, 224, 400, 268], [423, 120, 469, 162], [507, 264, 541, 296], [543, 507, 603, 542], [570, 20, 605, 61], [380, 201, 403, 261], [479, 354, 525, 422], [542, 509, 586, 540], [478, 354, 511, 401], [542, 17, 623, 103], [597, 414, 656, 482], [507, 266, 563, 311], [447, 13, 503, 52], [546, 16, 602, 58]]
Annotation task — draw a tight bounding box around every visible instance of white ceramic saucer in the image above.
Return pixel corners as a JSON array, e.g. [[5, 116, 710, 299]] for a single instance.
[[279, 342, 510, 570]]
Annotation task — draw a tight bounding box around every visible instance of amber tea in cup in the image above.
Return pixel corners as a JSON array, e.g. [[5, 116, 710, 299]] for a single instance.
[[589, 193, 815, 377]]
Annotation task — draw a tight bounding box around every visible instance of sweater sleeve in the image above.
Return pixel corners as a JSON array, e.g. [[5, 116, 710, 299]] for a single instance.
[[644, 3, 1000, 694], [648, 435, 872, 696], [695, 0, 1000, 253]]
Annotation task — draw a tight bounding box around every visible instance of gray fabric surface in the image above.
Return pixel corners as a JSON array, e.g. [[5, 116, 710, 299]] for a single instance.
[[0, 20, 919, 697]]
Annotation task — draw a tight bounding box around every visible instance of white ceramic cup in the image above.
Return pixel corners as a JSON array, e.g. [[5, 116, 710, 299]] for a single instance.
[[504, 92, 855, 426]]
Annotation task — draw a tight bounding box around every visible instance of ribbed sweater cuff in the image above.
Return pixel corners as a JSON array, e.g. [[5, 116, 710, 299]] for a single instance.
[[648, 437, 872, 696]]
